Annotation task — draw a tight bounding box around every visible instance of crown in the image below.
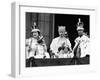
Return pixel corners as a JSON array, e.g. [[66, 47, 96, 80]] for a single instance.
[[31, 22, 40, 32], [58, 26, 66, 31], [76, 18, 84, 30], [77, 18, 84, 26]]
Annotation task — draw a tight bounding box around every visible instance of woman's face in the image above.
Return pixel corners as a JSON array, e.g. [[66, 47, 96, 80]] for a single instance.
[[32, 31, 39, 38], [58, 30, 65, 37]]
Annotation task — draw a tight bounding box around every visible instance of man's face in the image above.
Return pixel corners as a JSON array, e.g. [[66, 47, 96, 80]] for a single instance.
[[32, 31, 39, 38], [58, 30, 65, 37], [77, 30, 83, 36]]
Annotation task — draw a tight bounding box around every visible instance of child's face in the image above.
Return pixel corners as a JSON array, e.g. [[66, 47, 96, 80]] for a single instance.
[[64, 47, 68, 53]]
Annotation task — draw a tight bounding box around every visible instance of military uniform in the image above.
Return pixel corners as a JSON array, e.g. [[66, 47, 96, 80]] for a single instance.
[[73, 18, 90, 58], [74, 35, 90, 57]]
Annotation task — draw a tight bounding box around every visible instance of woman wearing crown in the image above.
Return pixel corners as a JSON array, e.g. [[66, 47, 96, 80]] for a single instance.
[[26, 22, 50, 60], [50, 26, 73, 58]]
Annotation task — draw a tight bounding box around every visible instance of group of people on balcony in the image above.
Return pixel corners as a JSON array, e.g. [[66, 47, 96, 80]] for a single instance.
[[26, 18, 90, 60]]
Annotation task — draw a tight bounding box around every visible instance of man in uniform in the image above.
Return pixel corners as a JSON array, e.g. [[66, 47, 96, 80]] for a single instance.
[[73, 18, 90, 58], [50, 26, 73, 58]]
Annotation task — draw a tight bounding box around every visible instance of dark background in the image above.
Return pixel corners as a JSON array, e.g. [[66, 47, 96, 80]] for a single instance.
[[54, 14, 90, 48], [26, 13, 90, 49], [26, 13, 90, 67]]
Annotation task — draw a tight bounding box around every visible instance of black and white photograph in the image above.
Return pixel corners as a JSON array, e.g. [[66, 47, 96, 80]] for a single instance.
[[25, 12, 90, 67], [11, 2, 96, 77]]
